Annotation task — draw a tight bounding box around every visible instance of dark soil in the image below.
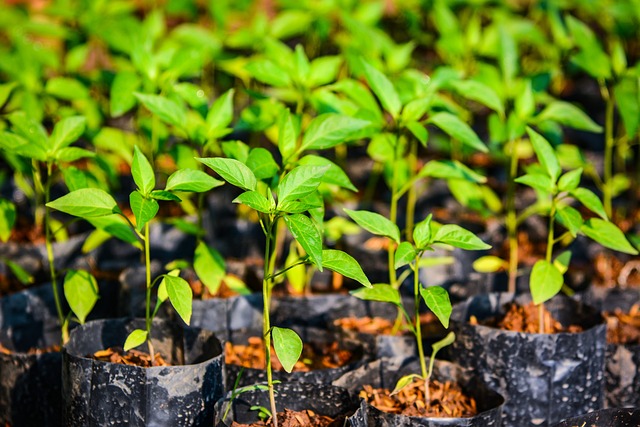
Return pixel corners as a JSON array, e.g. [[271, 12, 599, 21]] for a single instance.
[[0, 343, 60, 355], [231, 408, 345, 427], [360, 377, 478, 418], [90, 347, 169, 367], [606, 304, 640, 345], [225, 337, 354, 372], [473, 302, 584, 334], [333, 312, 440, 336]]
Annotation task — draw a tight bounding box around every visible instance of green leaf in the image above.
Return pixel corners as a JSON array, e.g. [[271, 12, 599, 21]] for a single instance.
[[394, 241, 416, 269], [391, 374, 421, 396], [5, 259, 33, 285], [536, 101, 603, 133], [298, 155, 357, 191], [432, 331, 455, 356], [158, 269, 180, 303], [554, 251, 572, 275], [322, 249, 371, 288], [300, 114, 371, 151], [233, 191, 273, 213], [433, 224, 490, 250], [56, 147, 95, 163], [350, 283, 400, 305], [413, 213, 433, 249], [581, 218, 639, 255], [0, 131, 47, 161], [134, 93, 186, 129], [64, 270, 99, 324], [526, 127, 561, 183], [150, 190, 181, 202], [360, 58, 401, 118], [451, 80, 504, 117], [473, 256, 507, 273], [285, 242, 306, 293], [614, 77, 640, 138], [47, 188, 119, 217], [571, 188, 608, 220], [130, 191, 159, 231], [124, 329, 148, 351], [558, 168, 583, 192], [0, 198, 16, 242], [86, 214, 139, 245], [206, 89, 235, 136], [272, 327, 303, 373], [344, 209, 400, 243], [406, 121, 428, 147], [197, 157, 257, 191], [246, 148, 279, 180], [499, 26, 518, 88], [277, 109, 298, 161], [164, 274, 193, 325], [555, 206, 583, 237], [165, 168, 223, 193], [132, 145, 155, 194], [110, 71, 141, 117], [420, 286, 452, 328], [514, 173, 554, 193], [50, 116, 87, 152], [283, 214, 323, 270], [419, 159, 486, 183], [428, 112, 488, 153], [0, 81, 17, 107], [45, 77, 89, 100], [245, 59, 291, 87], [277, 165, 328, 206], [530, 260, 563, 305]]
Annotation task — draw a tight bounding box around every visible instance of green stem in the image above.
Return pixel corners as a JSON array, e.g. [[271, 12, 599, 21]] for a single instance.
[[413, 254, 429, 408], [44, 162, 65, 342], [405, 138, 418, 243], [540, 201, 557, 334], [144, 221, 156, 364], [506, 139, 519, 294], [263, 218, 278, 427], [602, 83, 615, 219]]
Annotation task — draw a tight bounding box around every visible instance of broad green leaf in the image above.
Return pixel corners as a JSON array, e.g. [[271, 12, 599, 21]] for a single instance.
[[300, 114, 371, 151], [164, 274, 193, 325], [193, 242, 225, 295], [530, 260, 563, 305], [150, 190, 181, 202], [473, 256, 506, 273], [277, 109, 298, 161], [130, 191, 159, 231], [272, 327, 303, 373], [56, 147, 95, 163], [361, 58, 401, 118], [45, 77, 89, 100], [395, 241, 416, 269], [420, 286, 452, 328], [277, 165, 328, 206], [555, 205, 583, 237], [174, 83, 208, 108], [132, 145, 155, 194], [514, 173, 554, 193], [64, 269, 99, 324], [566, 16, 611, 80], [165, 169, 223, 193], [571, 188, 608, 220], [245, 59, 291, 87], [233, 191, 273, 213], [110, 71, 141, 117], [391, 374, 421, 396], [284, 214, 323, 270], [47, 188, 119, 217], [81, 229, 112, 253], [554, 251, 572, 275], [614, 77, 640, 138], [558, 168, 583, 192], [451, 80, 504, 117], [197, 157, 257, 191], [86, 214, 139, 245], [499, 26, 517, 88], [0, 81, 17, 107], [158, 269, 181, 303], [526, 127, 561, 183], [221, 141, 250, 162], [344, 209, 400, 243], [428, 112, 488, 153], [0, 131, 47, 161], [50, 116, 87, 152], [419, 160, 486, 183], [298, 155, 357, 191], [246, 148, 279, 180], [0, 198, 16, 242], [8, 113, 48, 149], [135, 93, 186, 129], [536, 101, 603, 133], [308, 55, 342, 87], [581, 219, 639, 255], [433, 224, 490, 250], [350, 283, 401, 305], [413, 214, 433, 249], [322, 249, 371, 287], [406, 121, 428, 147], [124, 329, 148, 351], [206, 89, 235, 136]]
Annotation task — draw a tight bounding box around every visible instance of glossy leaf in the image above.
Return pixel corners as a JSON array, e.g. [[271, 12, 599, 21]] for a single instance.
[[110, 72, 141, 117], [277, 109, 298, 160], [277, 165, 328, 206], [47, 188, 119, 217], [322, 249, 371, 287], [344, 209, 400, 243], [420, 286, 452, 328], [419, 160, 486, 183], [451, 80, 504, 117], [197, 157, 257, 191], [246, 148, 279, 180], [526, 127, 560, 183], [124, 329, 148, 352], [164, 274, 193, 325], [45, 77, 89, 100], [394, 241, 416, 269], [571, 188, 608, 220], [150, 190, 181, 202], [391, 374, 421, 396], [428, 112, 488, 153], [56, 147, 95, 162], [554, 251, 572, 275], [272, 327, 303, 373], [132, 145, 155, 194], [614, 77, 640, 138], [555, 206, 583, 237], [165, 169, 223, 193], [300, 114, 371, 151], [64, 269, 98, 324], [130, 191, 159, 231], [206, 89, 235, 136], [351, 283, 400, 305], [530, 260, 563, 305], [298, 155, 356, 191], [536, 101, 603, 133], [233, 191, 273, 213], [284, 214, 323, 270], [0, 131, 47, 161], [135, 93, 186, 129], [50, 116, 86, 152], [194, 242, 226, 295], [514, 173, 553, 193], [361, 58, 401, 118], [581, 219, 639, 255], [433, 225, 491, 250], [558, 168, 583, 192], [413, 214, 433, 249]]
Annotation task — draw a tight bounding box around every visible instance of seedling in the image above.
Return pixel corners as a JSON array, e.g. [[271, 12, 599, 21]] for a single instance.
[[47, 145, 221, 360], [348, 210, 490, 410]]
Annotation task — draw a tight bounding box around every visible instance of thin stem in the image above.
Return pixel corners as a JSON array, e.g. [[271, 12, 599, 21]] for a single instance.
[[540, 200, 557, 334], [144, 221, 156, 364], [44, 162, 65, 342], [263, 218, 278, 427], [266, 259, 308, 281], [506, 139, 520, 294], [413, 254, 429, 408], [601, 82, 614, 218]]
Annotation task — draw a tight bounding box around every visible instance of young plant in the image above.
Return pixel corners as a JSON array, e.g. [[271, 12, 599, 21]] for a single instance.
[[347, 210, 490, 409], [197, 157, 371, 427], [515, 127, 639, 333], [47, 146, 220, 360]]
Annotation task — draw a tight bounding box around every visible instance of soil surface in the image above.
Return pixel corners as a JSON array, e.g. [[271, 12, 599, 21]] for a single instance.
[[225, 337, 354, 372], [0, 343, 60, 355], [594, 255, 640, 288], [606, 304, 640, 345], [473, 302, 584, 334], [360, 377, 478, 418], [334, 312, 440, 336], [231, 409, 345, 426], [90, 347, 169, 367]]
